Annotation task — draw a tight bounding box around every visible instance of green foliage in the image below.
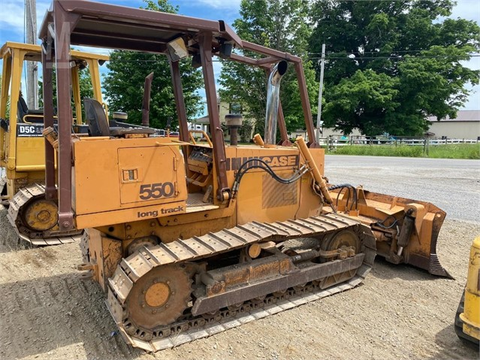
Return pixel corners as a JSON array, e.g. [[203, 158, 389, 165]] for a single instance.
[[324, 69, 400, 135], [329, 144, 479, 159], [331, 145, 424, 157], [38, 68, 94, 117], [428, 144, 480, 159], [78, 69, 94, 100], [103, 52, 202, 129], [219, 0, 318, 136], [102, 0, 203, 129], [310, 0, 480, 136]]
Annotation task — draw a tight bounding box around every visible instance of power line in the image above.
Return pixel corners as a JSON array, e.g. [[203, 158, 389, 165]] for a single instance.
[[88, 53, 480, 64], [308, 50, 480, 55], [308, 54, 480, 60]]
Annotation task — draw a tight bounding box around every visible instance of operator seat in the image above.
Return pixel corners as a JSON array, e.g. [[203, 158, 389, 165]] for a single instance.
[[83, 98, 155, 137], [83, 98, 110, 136], [17, 95, 29, 122], [17, 92, 44, 123]]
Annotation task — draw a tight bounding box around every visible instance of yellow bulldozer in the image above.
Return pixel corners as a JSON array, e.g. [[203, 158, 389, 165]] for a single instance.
[[0, 41, 107, 245], [38, 0, 450, 352]]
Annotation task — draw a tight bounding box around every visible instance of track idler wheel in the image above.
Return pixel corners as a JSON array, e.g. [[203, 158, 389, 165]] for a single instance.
[[22, 198, 58, 232], [321, 229, 360, 254], [319, 229, 361, 289], [123, 265, 192, 340], [127, 236, 159, 256]]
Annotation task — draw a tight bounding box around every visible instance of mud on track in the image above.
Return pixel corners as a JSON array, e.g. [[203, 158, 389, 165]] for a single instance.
[[0, 206, 479, 360]]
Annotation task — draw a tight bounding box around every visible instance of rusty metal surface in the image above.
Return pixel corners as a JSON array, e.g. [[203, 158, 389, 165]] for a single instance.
[[242, 40, 300, 62], [41, 43, 56, 201], [52, 0, 75, 232], [408, 253, 452, 278], [277, 102, 291, 145], [106, 213, 376, 351], [141, 72, 153, 127], [107, 247, 374, 352], [198, 32, 229, 200], [169, 60, 189, 143], [330, 184, 450, 278], [39, 0, 228, 49], [110, 215, 362, 298], [294, 62, 317, 147], [124, 265, 192, 330], [7, 183, 83, 246], [193, 254, 365, 316]]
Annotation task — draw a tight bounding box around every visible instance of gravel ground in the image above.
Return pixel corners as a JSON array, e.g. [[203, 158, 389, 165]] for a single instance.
[[0, 155, 479, 359], [0, 214, 479, 359]]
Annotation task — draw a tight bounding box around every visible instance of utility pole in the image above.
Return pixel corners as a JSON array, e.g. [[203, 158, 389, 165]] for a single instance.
[[315, 43, 325, 144], [25, 0, 38, 109]]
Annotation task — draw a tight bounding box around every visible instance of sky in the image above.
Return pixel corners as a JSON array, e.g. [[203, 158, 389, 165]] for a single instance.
[[0, 0, 478, 112]]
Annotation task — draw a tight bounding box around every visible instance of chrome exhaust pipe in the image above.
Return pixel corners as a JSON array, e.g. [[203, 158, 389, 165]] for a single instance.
[[265, 61, 288, 145]]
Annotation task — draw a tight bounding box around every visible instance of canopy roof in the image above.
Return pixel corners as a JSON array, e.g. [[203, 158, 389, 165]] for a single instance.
[[39, 0, 242, 54]]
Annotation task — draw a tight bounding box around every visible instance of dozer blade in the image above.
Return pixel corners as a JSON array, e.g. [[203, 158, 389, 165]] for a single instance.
[[329, 185, 451, 278], [7, 183, 83, 246]]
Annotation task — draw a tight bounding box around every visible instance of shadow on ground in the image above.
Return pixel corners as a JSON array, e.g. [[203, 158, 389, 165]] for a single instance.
[[0, 272, 144, 359], [430, 324, 479, 359]]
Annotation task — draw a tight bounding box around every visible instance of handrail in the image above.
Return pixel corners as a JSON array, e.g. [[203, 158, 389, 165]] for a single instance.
[[188, 130, 213, 147]]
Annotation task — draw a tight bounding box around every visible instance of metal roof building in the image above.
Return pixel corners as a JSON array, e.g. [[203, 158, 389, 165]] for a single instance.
[[427, 110, 480, 139]]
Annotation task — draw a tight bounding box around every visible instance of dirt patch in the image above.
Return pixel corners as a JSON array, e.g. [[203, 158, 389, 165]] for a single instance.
[[0, 208, 478, 360]]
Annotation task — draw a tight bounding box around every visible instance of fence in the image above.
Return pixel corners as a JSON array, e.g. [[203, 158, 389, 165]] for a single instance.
[[320, 135, 479, 148]]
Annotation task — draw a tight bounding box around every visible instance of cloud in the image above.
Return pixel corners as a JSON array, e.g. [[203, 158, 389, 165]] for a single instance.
[[450, 0, 480, 23], [0, 0, 50, 43], [0, 1, 26, 33], [192, 0, 241, 10], [73, 46, 112, 56]]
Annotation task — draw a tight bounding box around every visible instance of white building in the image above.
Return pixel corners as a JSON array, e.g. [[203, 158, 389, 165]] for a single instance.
[[427, 110, 480, 140]]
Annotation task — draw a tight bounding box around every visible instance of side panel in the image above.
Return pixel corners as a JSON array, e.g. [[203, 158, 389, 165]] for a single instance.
[[118, 147, 181, 205], [233, 146, 325, 224], [15, 136, 45, 169], [73, 138, 188, 228], [73, 138, 119, 214]]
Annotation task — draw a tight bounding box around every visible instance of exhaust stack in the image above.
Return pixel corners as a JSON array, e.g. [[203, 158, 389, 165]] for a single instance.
[[142, 72, 154, 127], [265, 61, 287, 145]]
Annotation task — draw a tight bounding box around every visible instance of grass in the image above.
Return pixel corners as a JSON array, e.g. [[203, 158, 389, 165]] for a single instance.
[[328, 144, 480, 159], [427, 144, 480, 159]]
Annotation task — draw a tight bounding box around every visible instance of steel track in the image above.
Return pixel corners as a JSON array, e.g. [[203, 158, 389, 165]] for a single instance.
[[7, 183, 83, 245], [107, 213, 376, 352]]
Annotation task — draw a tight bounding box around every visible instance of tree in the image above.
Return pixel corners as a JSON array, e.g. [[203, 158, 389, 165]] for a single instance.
[[38, 67, 94, 117], [219, 0, 318, 136], [310, 0, 480, 136], [102, 0, 203, 129]]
